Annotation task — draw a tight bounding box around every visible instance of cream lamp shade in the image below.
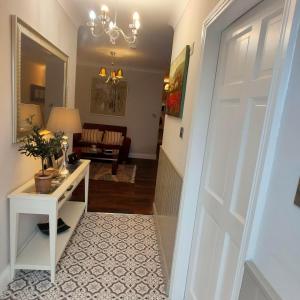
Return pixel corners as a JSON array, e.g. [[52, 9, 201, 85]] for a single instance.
[[46, 107, 82, 133], [99, 67, 107, 77], [116, 68, 124, 79], [18, 103, 44, 132]]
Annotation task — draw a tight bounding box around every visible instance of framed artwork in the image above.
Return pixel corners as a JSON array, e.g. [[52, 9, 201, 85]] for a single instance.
[[90, 77, 127, 116], [166, 45, 190, 118], [30, 84, 46, 104]]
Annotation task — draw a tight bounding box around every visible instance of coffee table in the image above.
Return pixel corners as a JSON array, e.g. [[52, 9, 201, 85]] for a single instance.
[[78, 147, 119, 175]]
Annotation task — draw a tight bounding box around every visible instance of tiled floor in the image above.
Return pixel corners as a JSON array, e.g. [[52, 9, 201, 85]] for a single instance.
[[0, 213, 167, 300]]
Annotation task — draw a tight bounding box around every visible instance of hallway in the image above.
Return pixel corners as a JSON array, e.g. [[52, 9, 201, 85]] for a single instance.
[[0, 213, 167, 299]]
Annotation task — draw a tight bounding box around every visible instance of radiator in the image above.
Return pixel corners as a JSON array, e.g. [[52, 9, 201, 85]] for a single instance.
[[153, 147, 183, 292]]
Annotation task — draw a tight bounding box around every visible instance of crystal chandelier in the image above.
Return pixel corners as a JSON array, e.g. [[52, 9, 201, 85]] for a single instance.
[[87, 4, 141, 46], [99, 51, 124, 85]]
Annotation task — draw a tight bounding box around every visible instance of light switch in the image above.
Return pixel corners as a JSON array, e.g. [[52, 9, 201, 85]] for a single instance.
[[294, 178, 300, 208], [179, 127, 184, 139]]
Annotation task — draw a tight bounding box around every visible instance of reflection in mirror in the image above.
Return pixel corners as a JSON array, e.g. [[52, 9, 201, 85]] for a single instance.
[[12, 16, 68, 142]]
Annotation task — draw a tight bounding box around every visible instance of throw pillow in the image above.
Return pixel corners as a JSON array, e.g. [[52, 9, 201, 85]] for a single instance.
[[102, 131, 124, 145], [81, 129, 103, 143]]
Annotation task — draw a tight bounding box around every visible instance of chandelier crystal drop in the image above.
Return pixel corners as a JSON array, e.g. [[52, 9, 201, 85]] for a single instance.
[[87, 4, 141, 46]]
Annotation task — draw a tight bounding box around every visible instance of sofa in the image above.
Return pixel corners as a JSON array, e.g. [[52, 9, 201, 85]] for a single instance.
[[73, 123, 131, 163]]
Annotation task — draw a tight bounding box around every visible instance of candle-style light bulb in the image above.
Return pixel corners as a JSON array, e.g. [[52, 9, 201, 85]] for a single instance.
[[101, 4, 109, 12], [89, 10, 96, 20], [109, 21, 114, 30], [132, 11, 140, 21], [135, 19, 141, 30]]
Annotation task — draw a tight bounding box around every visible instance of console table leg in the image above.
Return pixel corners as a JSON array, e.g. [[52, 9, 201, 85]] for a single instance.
[[10, 209, 19, 280], [85, 167, 89, 213], [49, 209, 57, 283], [112, 161, 118, 175]]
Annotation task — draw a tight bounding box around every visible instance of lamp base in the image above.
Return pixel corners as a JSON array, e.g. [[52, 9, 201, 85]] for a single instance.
[[59, 165, 69, 176], [60, 138, 69, 176]]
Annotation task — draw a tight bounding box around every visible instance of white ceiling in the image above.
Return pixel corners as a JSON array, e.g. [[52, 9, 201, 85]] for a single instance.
[[58, 0, 189, 71]]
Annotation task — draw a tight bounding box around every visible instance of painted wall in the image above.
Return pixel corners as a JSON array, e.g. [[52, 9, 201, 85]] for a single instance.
[[162, 0, 218, 176], [75, 64, 164, 159], [253, 27, 300, 300], [154, 0, 218, 298], [0, 0, 77, 284]]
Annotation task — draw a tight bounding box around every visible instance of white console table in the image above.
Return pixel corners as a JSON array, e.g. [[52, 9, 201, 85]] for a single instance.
[[8, 159, 90, 283]]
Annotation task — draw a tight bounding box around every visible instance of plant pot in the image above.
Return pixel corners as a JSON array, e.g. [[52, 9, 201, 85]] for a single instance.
[[34, 172, 53, 194]]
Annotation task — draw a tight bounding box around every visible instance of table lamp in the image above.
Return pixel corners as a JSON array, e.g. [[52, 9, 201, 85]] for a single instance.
[[47, 107, 82, 175]]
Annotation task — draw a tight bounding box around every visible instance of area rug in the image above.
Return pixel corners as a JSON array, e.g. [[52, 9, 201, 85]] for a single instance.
[[0, 213, 167, 300], [89, 162, 137, 183]]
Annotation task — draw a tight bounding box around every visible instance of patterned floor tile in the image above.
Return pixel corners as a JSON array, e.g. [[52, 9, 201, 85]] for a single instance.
[[0, 213, 168, 300]]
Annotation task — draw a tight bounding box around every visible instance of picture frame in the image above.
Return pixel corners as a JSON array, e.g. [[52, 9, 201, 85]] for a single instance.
[[30, 84, 46, 104], [165, 45, 190, 118], [90, 78, 127, 117]]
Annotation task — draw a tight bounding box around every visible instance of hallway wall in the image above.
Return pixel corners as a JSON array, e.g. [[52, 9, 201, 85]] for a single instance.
[[153, 0, 218, 297], [0, 0, 78, 289], [161, 0, 218, 175]]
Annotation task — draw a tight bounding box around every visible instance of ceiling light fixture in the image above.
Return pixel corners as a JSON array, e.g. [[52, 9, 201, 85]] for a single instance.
[[163, 75, 170, 91], [87, 4, 141, 46], [99, 51, 124, 85]]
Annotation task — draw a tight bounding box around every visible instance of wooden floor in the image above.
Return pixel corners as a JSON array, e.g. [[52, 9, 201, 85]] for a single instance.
[[71, 159, 158, 215]]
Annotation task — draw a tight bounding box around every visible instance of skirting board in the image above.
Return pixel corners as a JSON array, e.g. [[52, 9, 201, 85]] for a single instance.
[[129, 153, 156, 160], [0, 265, 10, 293]]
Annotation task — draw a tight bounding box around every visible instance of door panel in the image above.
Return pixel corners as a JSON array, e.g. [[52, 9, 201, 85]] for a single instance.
[[214, 235, 239, 299], [186, 1, 283, 299], [230, 98, 267, 221], [255, 13, 283, 79], [206, 99, 242, 204], [191, 210, 224, 300], [223, 29, 251, 85]]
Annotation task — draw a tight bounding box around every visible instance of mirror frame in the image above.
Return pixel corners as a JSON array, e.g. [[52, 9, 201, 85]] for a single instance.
[[11, 15, 68, 143]]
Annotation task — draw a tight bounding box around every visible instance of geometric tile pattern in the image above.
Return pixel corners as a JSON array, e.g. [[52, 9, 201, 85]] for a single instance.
[[0, 213, 168, 300]]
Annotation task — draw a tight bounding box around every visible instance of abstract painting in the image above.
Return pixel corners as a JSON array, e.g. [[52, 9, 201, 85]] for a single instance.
[[90, 78, 127, 116], [166, 45, 190, 118]]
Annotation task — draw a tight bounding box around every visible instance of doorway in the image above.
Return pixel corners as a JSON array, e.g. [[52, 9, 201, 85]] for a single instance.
[[169, 0, 299, 299], [185, 0, 283, 298]]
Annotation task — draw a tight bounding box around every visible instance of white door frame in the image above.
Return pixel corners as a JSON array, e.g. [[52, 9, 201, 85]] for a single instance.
[[169, 0, 300, 299]]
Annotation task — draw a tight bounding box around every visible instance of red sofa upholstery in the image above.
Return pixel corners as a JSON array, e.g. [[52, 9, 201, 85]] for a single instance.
[[73, 123, 131, 163]]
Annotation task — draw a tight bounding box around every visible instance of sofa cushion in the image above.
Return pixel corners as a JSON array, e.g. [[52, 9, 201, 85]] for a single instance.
[[81, 129, 103, 144], [102, 131, 124, 145]]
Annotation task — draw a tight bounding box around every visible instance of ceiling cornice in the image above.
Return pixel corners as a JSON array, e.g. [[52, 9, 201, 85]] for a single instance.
[[169, 0, 191, 28], [56, 0, 83, 29]]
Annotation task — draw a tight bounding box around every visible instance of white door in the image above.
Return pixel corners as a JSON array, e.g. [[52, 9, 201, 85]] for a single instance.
[[185, 1, 283, 299]]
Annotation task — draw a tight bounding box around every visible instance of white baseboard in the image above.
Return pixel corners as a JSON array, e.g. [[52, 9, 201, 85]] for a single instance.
[[0, 265, 10, 293], [129, 153, 156, 160]]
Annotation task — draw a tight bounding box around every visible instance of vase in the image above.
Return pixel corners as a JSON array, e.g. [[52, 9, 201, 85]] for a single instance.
[[34, 172, 53, 194]]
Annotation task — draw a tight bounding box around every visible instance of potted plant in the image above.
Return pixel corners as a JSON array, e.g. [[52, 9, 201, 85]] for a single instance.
[[18, 125, 63, 193]]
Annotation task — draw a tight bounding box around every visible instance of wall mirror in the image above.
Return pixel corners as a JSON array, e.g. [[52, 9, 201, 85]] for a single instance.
[[11, 16, 68, 143]]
